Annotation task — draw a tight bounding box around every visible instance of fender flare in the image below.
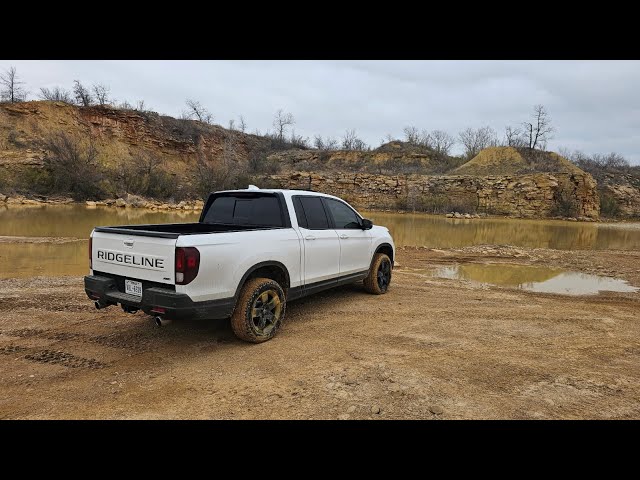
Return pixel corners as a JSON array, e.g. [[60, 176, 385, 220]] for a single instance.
[[233, 261, 291, 301], [373, 242, 394, 263]]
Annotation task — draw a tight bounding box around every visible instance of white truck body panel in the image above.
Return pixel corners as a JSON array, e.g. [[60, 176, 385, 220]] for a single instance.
[[297, 227, 341, 284], [88, 188, 395, 309], [91, 232, 176, 284], [175, 227, 304, 302]]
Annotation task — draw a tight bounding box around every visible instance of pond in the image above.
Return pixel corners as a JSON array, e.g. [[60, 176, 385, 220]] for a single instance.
[[1, 204, 640, 278]]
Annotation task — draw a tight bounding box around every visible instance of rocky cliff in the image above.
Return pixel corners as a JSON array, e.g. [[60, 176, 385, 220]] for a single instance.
[[594, 172, 640, 217], [257, 171, 600, 219], [0, 101, 615, 219], [0, 101, 267, 173]]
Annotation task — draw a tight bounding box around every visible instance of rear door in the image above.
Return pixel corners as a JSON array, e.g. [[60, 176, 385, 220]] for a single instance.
[[293, 196, 340, 285], [91, 232, 176, 285], [322, 198, 372, 276]]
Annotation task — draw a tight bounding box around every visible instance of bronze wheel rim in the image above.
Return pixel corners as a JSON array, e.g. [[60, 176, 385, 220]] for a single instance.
[[251, 289, 282, 336]]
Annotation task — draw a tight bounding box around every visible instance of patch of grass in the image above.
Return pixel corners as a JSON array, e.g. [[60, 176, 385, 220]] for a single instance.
[[599, 191, 621, 218], [551, 187, 579, 217], [13, 167, 53, 195], [111, 152, 175, 200], [7, 130, 27, 148]]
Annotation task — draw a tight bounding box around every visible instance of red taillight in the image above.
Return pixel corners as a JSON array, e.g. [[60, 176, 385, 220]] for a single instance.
[[175, 248, 184, 271], [175, 247, 200, 285], [89, 236, 93, 269]]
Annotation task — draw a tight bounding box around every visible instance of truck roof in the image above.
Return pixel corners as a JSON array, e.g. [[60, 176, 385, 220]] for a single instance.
[[217, 188, 342, 201], [215, 187, 363, 216]]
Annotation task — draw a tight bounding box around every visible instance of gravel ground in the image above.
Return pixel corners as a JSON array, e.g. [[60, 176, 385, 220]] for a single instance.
[[0, 246, 639, 419]]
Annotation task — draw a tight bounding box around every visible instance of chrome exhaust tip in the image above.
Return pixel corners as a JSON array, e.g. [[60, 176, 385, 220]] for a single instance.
[[154, 316, 171, 328]]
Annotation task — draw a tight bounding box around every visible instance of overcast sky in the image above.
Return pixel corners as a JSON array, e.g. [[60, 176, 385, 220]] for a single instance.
[[2, 60, 640, 164]]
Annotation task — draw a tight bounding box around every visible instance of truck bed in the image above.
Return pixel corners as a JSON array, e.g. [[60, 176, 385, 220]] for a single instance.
[[94, 223, 283, 239]]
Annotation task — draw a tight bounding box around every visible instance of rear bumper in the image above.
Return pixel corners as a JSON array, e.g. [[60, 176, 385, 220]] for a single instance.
[[84, 275, 235, 320]]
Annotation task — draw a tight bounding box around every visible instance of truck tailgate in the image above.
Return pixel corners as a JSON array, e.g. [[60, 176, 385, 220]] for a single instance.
[[92, 231, 176, 285]]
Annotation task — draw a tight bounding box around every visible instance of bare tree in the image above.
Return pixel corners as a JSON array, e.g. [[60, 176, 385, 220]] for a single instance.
[[289, 130, 309, 148], [39, 86, 73, 103], [325, 137, 339, 150], [92, 84, 110, 106], [341, 129, 368, 150], [403, 126, 420, 145], [459, 126, 498, 159], [426, 130, 455, 155], [523, 104, 554, 150], [353, 138, 369, 151], [0, 66, 27, 103], [238, 115, 247, 133], [115, 151, 173, 199], [504, 125, 526, 147], [40, 131, 104, 199], [273, 109, 295, 142], [592, 152, 629, 169], [228, 119, 236, 131], [341, 129, 358, 150], [135, 100, 147, 112], [73, 80, 93, 106], [184, 99, 213, 124], [316, 136, 339, 150]]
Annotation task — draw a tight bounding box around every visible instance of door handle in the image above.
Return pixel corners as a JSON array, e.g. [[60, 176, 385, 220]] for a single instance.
[[339, 234, 348, 239], [305, 235, 316, 241]]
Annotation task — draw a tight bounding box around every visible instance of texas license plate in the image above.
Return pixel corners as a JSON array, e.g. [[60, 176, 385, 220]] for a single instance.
[[125, 279, 143, 297]]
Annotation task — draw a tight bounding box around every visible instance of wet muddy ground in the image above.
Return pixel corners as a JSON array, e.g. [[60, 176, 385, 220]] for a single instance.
[[1, 246, 638, 419]]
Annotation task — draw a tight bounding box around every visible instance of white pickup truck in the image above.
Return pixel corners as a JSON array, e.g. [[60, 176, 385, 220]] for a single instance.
[[85, 187, 395, 343]]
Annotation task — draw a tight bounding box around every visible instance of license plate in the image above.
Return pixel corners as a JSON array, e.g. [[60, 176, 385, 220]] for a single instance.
[[125, 279, 143, 297]]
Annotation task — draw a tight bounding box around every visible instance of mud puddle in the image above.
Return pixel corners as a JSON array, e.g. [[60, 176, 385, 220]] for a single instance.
[[415, 263, 639, 295]]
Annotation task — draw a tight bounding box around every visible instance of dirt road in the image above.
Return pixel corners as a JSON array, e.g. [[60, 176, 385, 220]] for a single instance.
[[1, 246, 639, 419]]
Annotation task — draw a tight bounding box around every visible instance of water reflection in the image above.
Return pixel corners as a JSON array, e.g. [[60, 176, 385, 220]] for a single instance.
[[0, 241, 89, 278], [429, 264, 639, 295], [1, 205, 640, 279], [364, 211, 640, 250]]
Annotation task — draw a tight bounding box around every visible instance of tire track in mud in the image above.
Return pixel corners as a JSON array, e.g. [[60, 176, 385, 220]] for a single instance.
[[0, 343, 105, 369], [24, 349, 105, 369], [88, 331, 157, 351], [0, 296, 93, 312], [0, 344, 29, 355], [1, 327, 153, 351], [0, 327, 153, 370]]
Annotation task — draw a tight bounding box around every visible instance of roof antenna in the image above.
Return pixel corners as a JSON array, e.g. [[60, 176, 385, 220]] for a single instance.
[[247, 184, 260, 190]]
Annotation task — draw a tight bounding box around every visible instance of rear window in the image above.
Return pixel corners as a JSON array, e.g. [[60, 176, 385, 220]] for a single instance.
[[203, 195, 283, 227]]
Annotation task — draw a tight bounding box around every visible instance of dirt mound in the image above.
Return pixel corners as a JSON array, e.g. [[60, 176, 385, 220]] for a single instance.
[[454, 146, 584, 176], [267, 141, 464, 175]]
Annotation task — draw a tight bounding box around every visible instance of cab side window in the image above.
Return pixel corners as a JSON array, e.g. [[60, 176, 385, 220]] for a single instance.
[[323, 198, 362, 229]]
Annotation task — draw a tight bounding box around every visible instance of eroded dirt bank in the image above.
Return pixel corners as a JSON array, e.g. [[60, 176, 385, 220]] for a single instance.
[[0, 247, 639, 419]]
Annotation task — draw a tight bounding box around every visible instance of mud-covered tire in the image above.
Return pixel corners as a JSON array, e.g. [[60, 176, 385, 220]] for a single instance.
[[364, 253, 392, 294], [230, 277, 286, 343]]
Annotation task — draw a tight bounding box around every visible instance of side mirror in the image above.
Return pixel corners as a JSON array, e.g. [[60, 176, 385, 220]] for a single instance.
[[362, 219, 373, 230]]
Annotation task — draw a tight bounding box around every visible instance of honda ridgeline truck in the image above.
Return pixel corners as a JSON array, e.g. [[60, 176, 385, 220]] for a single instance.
[[84, 187, 395, 343]]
